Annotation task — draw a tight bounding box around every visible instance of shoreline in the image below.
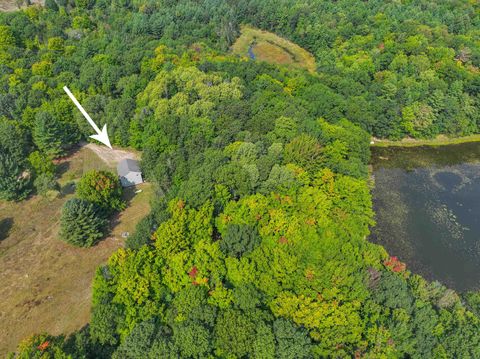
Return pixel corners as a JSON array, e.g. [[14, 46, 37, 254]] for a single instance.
[[371, 134, 480, 148]]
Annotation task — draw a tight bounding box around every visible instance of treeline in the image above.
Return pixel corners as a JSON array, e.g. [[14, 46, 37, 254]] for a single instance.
[[2, 0, 480, 358], [1, 0, 479, 199]]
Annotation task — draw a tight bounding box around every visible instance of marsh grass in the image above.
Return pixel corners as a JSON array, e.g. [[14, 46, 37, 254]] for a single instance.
[[231, 25, 316, 73]]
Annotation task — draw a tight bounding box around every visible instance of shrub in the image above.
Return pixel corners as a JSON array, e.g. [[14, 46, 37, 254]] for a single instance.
[[60, 198, 106, 247], [28, 151, 55, 177], [34, 173, 58, 196]]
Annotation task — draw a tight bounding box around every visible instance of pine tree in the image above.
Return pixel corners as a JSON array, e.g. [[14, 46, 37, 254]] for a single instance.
[[0, 152, 30, 201], [60, 198, 107, 247], [0, 119, 30, 200], [33, 112, 65, 158]]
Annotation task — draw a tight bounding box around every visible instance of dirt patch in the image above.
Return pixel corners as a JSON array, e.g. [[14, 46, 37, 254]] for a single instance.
[[0, 146, 150, 356], [85, 143, 139, 168], [0, 0, 43, 12]]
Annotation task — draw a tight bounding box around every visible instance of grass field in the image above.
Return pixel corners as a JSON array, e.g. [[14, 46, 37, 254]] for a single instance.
[[231, 25, 316, 73], [0, 145, 151, 356]]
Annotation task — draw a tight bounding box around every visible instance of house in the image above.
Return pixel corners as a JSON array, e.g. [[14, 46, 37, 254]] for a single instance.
[[117, 159, 143, 187]]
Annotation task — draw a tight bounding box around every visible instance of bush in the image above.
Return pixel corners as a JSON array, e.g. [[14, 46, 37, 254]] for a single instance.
[[28, 151, 55, 177], [77, 170, 125, 214], [33, 173, 58, 196], [60, 198, 107, 247]]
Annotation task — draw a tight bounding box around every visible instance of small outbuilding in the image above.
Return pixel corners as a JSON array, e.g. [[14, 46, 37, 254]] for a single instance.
[[117, 159, 143, 187]]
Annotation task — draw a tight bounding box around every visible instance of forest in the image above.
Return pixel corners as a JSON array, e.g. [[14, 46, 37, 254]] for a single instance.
[[1, 0, 480, 357]]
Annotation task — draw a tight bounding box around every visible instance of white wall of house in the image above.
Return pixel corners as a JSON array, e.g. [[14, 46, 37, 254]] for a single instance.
[[120, 171, 143, 187]]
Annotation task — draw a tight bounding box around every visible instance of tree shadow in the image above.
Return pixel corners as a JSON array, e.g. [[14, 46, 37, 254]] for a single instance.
[[122, 186, 137, 207], [54, 143, 84, 178], [60, 181, 76, 196], [107, 187, 139, 234], [0, 217, 14, 241], [56, 161, 71, 178]]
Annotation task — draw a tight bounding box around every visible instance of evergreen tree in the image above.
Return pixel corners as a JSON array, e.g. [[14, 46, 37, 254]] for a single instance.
[[60, 198, 107, 247], [0, 119, 30, 200], [0, 152, 30, 201], [33, 112, 64, 158]]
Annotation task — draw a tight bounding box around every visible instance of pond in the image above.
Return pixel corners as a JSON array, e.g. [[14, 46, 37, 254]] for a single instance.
[[248, 45, 256, 60], [371, 142, 480, 292]]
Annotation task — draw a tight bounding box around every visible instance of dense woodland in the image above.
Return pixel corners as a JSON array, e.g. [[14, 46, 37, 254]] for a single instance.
[[1, 0, 480, 357]]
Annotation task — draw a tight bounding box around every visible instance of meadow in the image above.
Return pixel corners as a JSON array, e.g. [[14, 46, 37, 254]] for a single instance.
[[231, 25, 316, 73]]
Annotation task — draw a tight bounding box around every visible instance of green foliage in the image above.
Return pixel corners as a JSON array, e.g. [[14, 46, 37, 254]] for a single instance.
[[273, 319, 312, 359], [0, 25, 15, 49], [284, 134, 322, 172], [10, 333, 70, 359], [77, 170, 125, 213], [33, 173, 58, 196], [45, 0, 59, 11], [28, 151, 55, 176], [33, 112, 65, 158], [219, 223, 261, 258], [0, 152, 31, 201], [60, 198, 106, 247], [0, 118, 28, 163], [173, 321, 212, 358], [214, 309, 257, 358], [3, 1, 480, 357]]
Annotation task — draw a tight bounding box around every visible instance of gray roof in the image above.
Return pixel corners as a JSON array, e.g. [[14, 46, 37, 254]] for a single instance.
[[117, 159, 141, 176]]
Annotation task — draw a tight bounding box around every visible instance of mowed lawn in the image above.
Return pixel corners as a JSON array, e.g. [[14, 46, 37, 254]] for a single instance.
[[231, 25, 316, 73], [0, 145, 152, 356]]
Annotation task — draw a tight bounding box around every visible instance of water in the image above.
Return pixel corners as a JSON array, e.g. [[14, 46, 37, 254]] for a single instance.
[[248, 45, 256, 60], [371, 142, 480, 292]]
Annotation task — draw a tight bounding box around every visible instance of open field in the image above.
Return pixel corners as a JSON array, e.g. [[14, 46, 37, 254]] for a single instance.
[[231, 25, 316, 73], [0, 145, 151, 356], [371, 134, 480, 148]]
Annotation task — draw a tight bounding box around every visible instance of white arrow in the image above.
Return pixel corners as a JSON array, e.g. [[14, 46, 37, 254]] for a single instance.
[[63, 86, 112, 149]]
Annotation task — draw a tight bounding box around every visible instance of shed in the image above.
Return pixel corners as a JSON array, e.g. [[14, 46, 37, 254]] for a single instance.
[[117, 159, 143, 187]]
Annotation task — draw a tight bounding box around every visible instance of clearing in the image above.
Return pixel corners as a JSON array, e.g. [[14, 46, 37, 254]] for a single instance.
[[84, 142, 139, 167], [0, 0, 43, 12], [231, 25, 316, 73], [0, 144, 151, 356]]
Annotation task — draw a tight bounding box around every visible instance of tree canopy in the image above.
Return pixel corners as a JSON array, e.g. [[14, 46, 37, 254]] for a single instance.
[[3, 0, 480, 357]]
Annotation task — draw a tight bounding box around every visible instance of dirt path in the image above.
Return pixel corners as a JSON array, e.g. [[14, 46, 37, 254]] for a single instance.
[[84, 143, 139, 167]]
